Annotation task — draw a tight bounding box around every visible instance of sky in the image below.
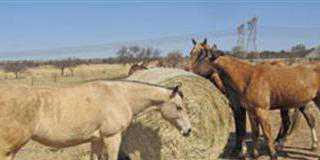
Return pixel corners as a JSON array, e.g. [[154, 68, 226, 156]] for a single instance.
[[0, 0, 320, 58]]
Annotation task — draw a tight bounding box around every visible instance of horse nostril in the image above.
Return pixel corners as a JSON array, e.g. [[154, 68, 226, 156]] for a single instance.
[[183, 128, 192, 137]]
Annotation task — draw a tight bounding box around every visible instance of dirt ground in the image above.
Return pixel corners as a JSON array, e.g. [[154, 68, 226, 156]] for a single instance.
[[221, 107, 320, 160]]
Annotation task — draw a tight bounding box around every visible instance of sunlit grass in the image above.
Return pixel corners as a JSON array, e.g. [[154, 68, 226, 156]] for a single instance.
[[0, 64, 130, 87]]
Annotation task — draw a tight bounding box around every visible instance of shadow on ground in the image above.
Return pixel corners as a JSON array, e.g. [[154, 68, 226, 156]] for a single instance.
[[120, 122, 162, 160], [219, 132, 320, 160]]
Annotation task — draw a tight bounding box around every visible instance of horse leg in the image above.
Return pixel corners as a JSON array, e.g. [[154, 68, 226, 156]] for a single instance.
[[104, 133, 122, 160], [248, 111, 260, 159], [299, 105, 318, 150], [227, 91, 247, 156], [233, 105, 247, 156], [91, 138, 105, 160], [255, 108, 278, 160], [313, 96, 320, 112], [275, 108, 290, 150], [274, 118, 285, 144]]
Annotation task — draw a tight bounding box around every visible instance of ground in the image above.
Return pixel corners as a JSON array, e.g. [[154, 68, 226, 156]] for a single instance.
[[2, 64, 320, 160], [222, 108, 320, 160], [260, 108, 320, 160]]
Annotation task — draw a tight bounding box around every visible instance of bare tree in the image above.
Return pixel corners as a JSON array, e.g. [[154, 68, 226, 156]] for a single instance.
[[232, 46, 247, 58], [291, 43, 307, 57], [52, 60, 68, 76], [3, 62, 28, 79], [116, 46, 161, 63], [52, 58, 81, 76], [165, 51, 185, 68], [67, 58, 82, 76]]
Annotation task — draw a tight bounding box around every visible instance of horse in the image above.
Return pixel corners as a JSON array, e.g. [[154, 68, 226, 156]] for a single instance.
[[185, 39, 248, 156], [128, 63, 148, 75], [193, 49, 320, 159], [128, 60, 164, 76], [0, 80, 192, 160], [187, 39, 319, 159]]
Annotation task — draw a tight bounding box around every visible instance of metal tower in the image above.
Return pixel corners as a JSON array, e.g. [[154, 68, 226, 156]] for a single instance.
[[247, 16, 258, 51], [237, 23, 246, 50]]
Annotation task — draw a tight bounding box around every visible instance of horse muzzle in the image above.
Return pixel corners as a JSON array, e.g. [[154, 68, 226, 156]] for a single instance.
[[182, 128, 192, 137]]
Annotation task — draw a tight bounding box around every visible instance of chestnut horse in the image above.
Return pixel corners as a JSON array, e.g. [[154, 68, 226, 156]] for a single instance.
[[128, 63, 148, 75], [188, 39, 319, 159]]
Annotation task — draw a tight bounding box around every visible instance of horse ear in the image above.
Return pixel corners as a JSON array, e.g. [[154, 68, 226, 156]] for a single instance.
[[170, 83, 182, 98], [209, 50, 225, 62], [192, 38, 197, 45], [202, 38, 207, 45]]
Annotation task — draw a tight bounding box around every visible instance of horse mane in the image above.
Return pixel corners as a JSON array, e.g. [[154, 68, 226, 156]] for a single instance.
[[107, 79, 184, 98]]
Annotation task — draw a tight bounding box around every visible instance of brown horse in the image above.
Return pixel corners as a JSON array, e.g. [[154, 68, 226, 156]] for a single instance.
[[188, 39, 319, 159], [187, 39, 247, 156], [128, 60, 164, 76], [198, 52, 320, 159], [128, 63, 148, 75]]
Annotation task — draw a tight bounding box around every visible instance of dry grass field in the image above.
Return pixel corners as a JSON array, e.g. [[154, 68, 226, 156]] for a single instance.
[[1, 64, 320, 160], [0, 64, 131, 87]]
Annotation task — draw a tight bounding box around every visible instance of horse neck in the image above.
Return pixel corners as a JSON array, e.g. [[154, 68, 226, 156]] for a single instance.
[[122, 82, 171, 115], [215, 56, 254, 93]]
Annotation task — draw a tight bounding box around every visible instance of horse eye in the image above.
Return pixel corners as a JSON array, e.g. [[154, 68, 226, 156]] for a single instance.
[[177, 106, 183, 110]]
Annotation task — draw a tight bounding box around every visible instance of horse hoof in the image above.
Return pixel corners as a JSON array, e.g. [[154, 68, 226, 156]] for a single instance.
[[275, 142, 284, 151], [270, 153, 278, 160], [311, 143, 318, 151], [252, 150, 259, 159], [228, 146, 243, 157], [239, 153, 248, 160]]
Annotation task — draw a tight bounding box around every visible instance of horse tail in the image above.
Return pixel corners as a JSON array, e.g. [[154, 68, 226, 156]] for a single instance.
[[287, 109, 302, 135]]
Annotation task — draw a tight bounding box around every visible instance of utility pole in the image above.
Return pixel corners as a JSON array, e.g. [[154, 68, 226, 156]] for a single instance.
[[247, 16, 258, 51], [237, 23, 246, 50]]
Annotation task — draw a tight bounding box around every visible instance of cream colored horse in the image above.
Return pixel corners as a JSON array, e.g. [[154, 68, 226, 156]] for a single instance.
[[0, 80, 192, 160]]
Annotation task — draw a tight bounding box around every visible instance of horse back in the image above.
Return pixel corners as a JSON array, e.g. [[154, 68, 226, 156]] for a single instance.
[[245, 66, 319, 109]]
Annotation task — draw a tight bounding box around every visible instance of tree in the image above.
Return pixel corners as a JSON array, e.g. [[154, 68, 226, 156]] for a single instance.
[[52, 58, 81, 76], [232, 46, 247, 58], [116, 46, 132, 63], [116, 46, 161, 63], [291, 44, 306, 53], [52, 60, 67, 76], [165, 51, 185, 68], [291, 44, 307, 57], [3, 62, 28, 79], [67, 58, 82, 76]]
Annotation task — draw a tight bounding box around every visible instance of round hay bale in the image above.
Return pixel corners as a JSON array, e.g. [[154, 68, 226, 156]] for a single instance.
[[121, 68, 232, 160]]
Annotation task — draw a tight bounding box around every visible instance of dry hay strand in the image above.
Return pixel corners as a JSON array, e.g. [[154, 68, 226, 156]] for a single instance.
[[122, 68, 232, 160]]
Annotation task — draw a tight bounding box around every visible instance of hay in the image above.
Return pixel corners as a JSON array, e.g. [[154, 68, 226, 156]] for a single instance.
[[122, 68, 232, 160]]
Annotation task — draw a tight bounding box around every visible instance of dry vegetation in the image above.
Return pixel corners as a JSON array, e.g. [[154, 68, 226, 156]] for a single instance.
[[0, 63, 130, 87]]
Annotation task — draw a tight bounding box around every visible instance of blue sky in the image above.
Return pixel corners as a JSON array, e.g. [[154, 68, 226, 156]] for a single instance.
[[0, 0, 320, 58]]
